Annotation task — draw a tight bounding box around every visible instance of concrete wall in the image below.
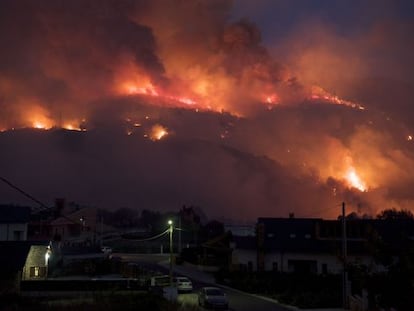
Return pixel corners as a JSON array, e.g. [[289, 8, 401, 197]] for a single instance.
[[232, 249, 258, 271], [263, 252, 343, 273], [22, 245, 48, 280], [0, 223, 28, 241], [263, 252, 384, 274]]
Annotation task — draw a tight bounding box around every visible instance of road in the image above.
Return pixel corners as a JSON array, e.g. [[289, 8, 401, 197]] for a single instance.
[[116, 253, 296, 311], [178, 289, 295, 311]]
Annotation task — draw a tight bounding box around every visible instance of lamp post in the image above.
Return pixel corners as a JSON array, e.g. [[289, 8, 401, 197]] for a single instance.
[[45, 244, 52, 279], [342, 202, 349, 309], [168, 220, 174, 287]]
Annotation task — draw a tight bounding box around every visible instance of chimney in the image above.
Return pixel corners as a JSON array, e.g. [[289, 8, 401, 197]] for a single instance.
[[54, 198, 65, 218]]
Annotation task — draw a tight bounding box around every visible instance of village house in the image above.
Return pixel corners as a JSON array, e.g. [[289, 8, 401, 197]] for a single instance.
[[231, 216, 414, 274], [0, 205, 30, 241]]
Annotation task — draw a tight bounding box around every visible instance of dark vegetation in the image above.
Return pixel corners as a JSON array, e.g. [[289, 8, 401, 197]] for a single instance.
[[216, 208, 414, 310], [348, 208, 414, 311], [216, 270, 342, 308], [0, 292, 185, 311]]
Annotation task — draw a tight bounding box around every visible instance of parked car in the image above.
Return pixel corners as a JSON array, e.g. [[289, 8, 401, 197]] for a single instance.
[[150, 275, 170, 287], [148, 275, 177, 298], [101, 246, 112, 254], [198, 286, 229, 309], [173, 276, 193, 292]]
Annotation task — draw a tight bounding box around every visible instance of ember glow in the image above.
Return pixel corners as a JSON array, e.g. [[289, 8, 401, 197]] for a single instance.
[[149, 124, 168, 141], [264, 94, 279, 106]]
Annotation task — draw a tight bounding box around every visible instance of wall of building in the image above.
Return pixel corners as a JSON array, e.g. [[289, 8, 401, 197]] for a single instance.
[[232, 249, 258, 271], [264, 252, 344, 274], [22, 245, 48, 280], [0, 223, 28, 241]]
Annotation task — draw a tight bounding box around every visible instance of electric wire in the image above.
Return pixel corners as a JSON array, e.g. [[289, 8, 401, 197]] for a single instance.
[[0, 176, 49, 211], [120, 227, 170, 242]]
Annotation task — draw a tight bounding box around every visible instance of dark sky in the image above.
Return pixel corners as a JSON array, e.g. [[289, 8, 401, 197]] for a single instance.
[[0, 0, 413, 222]]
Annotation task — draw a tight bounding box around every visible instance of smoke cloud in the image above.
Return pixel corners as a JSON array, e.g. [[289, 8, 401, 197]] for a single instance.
[[0, 0, 413, 221]]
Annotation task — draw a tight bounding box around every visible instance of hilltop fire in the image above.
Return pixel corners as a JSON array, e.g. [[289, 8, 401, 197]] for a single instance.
[[0, 0, 412, 220], [310, 86, 365, 110]]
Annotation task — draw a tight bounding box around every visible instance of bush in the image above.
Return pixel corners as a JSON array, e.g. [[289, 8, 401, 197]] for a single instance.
[[1, 292, 180, 311], [218, 271, 342, 308]]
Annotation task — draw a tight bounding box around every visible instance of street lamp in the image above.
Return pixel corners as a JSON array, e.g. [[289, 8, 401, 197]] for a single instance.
[[45, 244, 52, 279], [168, 219, 173, 287]]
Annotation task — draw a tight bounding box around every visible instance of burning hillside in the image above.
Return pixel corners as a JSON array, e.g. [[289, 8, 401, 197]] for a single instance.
[[0, 0, 413, 220]]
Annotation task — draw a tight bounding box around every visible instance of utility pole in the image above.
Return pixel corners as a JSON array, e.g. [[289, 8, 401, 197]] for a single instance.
[[168, 220, 174, 287], [342, 202, 349, 309], [178, 215, 182, 254], [100, 216, 103, 248]]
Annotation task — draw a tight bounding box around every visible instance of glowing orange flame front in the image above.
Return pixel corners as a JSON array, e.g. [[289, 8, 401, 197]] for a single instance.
[[345, 167, 367, 192], [310, 86, 365, 110]]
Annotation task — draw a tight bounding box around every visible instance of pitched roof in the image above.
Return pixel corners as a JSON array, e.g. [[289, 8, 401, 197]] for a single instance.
[[50, 206, 97, 226], [257, 217, 414, 255]]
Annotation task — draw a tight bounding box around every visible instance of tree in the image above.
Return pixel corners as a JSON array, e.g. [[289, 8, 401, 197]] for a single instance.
[[139, 209, 163, 232], [376, 208, 414, 220], [367, 208, 414, 310]]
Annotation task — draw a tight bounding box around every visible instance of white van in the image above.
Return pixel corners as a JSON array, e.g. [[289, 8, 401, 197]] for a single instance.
[[150, 275, 170, 287]]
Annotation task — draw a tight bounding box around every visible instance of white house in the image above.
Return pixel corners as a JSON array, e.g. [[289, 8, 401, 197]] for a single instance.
[[0, 205, 30, 241], [231, 217, 408, 274]]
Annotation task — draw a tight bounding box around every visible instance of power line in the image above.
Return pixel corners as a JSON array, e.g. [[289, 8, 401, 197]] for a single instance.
[[0, 176, 87, 227], [120, 227, 170, 242], [0, 176, 50, 211]]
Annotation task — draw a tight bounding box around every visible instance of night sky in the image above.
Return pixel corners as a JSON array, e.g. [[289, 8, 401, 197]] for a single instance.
[[0, 0, 413, 222]]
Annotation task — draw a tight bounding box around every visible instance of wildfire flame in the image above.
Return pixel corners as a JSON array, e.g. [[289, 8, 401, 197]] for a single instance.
[[264, 93, 279, 107], [31, 117, 53, 130], [119, 79, 199, 107], [310, 86, 365, 110], [345, 167, 367, 192], [62, 120, 85, 131], [149, 124, 168, 141], [123, 81, 159, 96]]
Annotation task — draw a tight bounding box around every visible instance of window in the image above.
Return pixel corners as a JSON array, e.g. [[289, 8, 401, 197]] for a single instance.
[[288, 259, 317, 274], [30, 266, 46, 278], [248, 261, 253, 272], [13, 230, 22, 241]]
